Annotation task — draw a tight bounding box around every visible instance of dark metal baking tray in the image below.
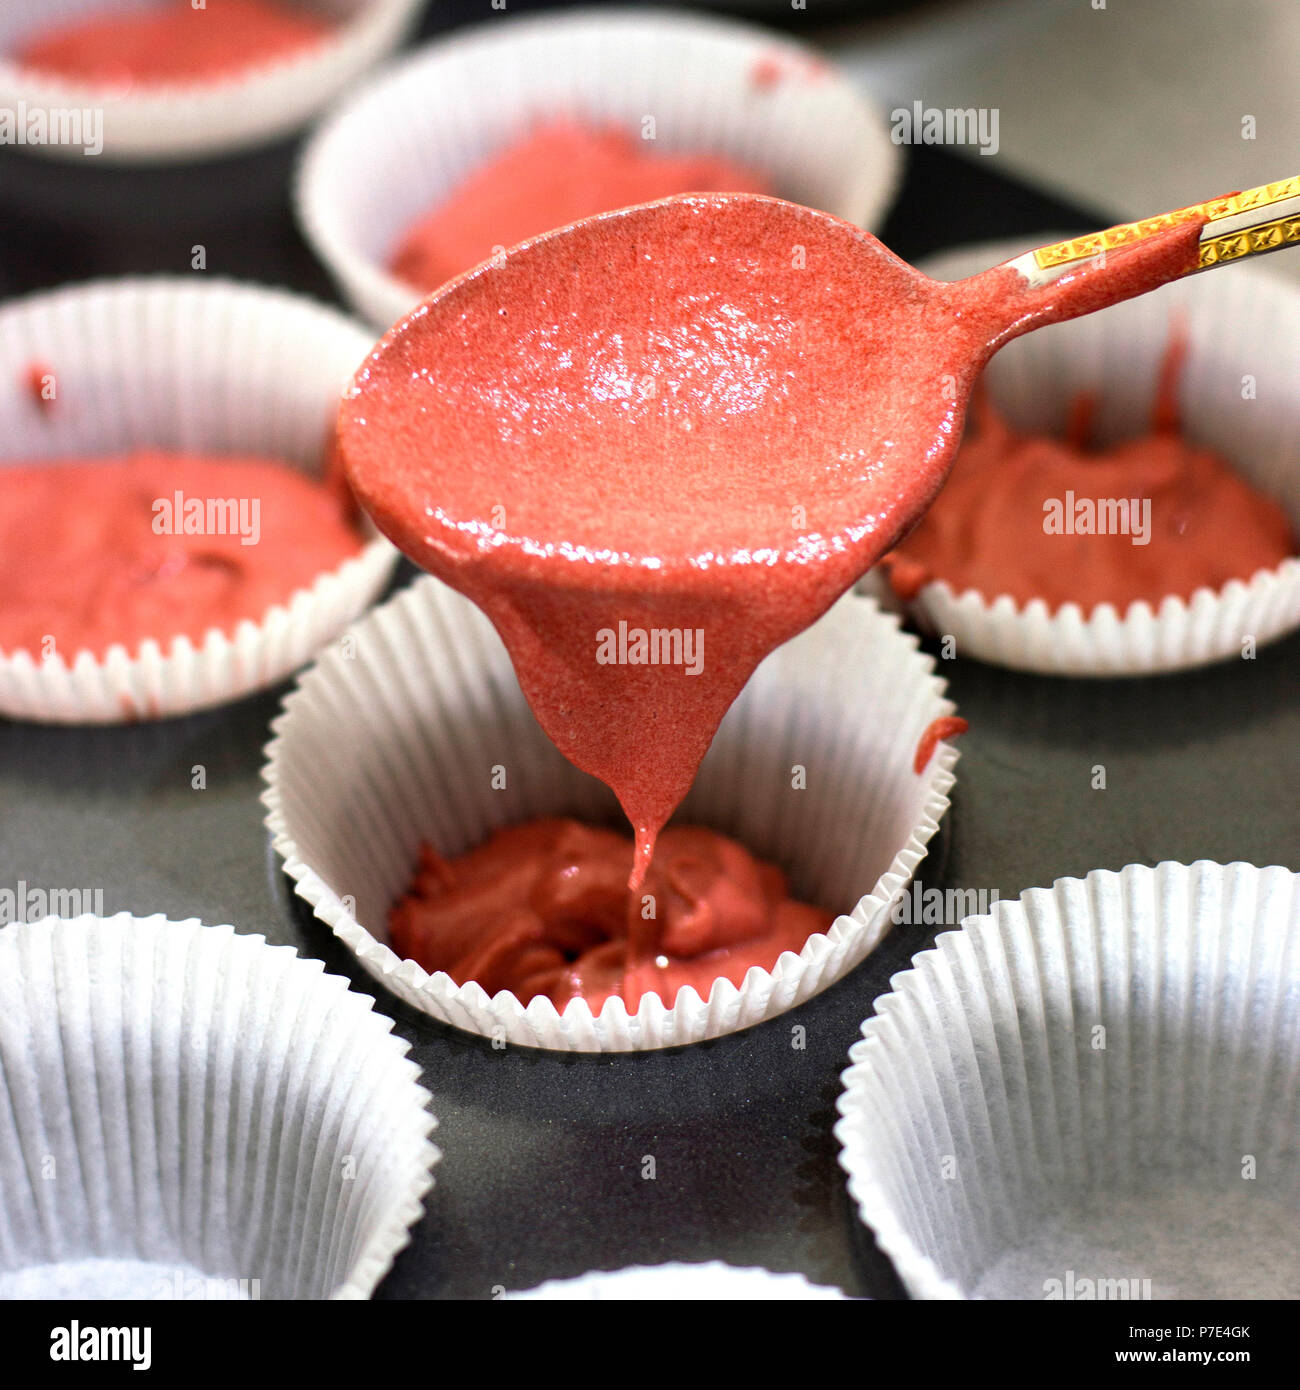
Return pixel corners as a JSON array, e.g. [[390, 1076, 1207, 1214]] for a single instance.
[[3, 11, 1298, 1300]]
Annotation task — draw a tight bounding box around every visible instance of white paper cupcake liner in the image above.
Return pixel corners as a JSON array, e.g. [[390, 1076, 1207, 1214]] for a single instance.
[[836, 860, 1300, 1300], [262, 575, 959, 1052], [867, 239, 1300, 676], [507, 1263, 847, 1300], [0, 913, 438, 1301], [297, 5, 902, 327], [0, 276, 399, 724], [0, 0, 426, 163]]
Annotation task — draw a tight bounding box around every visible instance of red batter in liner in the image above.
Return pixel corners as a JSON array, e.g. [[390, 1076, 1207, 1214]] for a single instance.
[[914, 716, 969, 775], [389, 818, 833, 1011], [0, 451, 362, 661], [881, 334, 1296, 612], [389, 119, 771, 292], [17, 0, 331, 87]]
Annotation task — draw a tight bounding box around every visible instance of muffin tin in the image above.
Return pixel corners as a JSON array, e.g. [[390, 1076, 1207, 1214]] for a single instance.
[[2, 4, 1298, 1295]]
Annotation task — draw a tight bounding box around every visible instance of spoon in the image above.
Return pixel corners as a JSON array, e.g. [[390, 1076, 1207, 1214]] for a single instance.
[[1004, 177, 1300, 289], [339, 175, 1299, 896]]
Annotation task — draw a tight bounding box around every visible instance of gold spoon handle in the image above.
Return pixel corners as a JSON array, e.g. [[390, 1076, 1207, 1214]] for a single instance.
[[1005, 176, 1300, 287]]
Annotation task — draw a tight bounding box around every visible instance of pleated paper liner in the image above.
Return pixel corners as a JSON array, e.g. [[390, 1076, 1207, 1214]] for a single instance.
[[0, 0, 426, 162], [0, 277, 399, 723], [866, 240, 1300, 676], [508, 1263, 847, 1300], [297, 5, 903, 327], [835, 861, 1300, 1300], [0, 914, 438, 1301], [262, 575, 959, 1053]]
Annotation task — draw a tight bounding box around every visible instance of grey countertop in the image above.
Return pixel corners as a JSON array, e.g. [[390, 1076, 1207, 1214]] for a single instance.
[[836, 0, 1300, 281]]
